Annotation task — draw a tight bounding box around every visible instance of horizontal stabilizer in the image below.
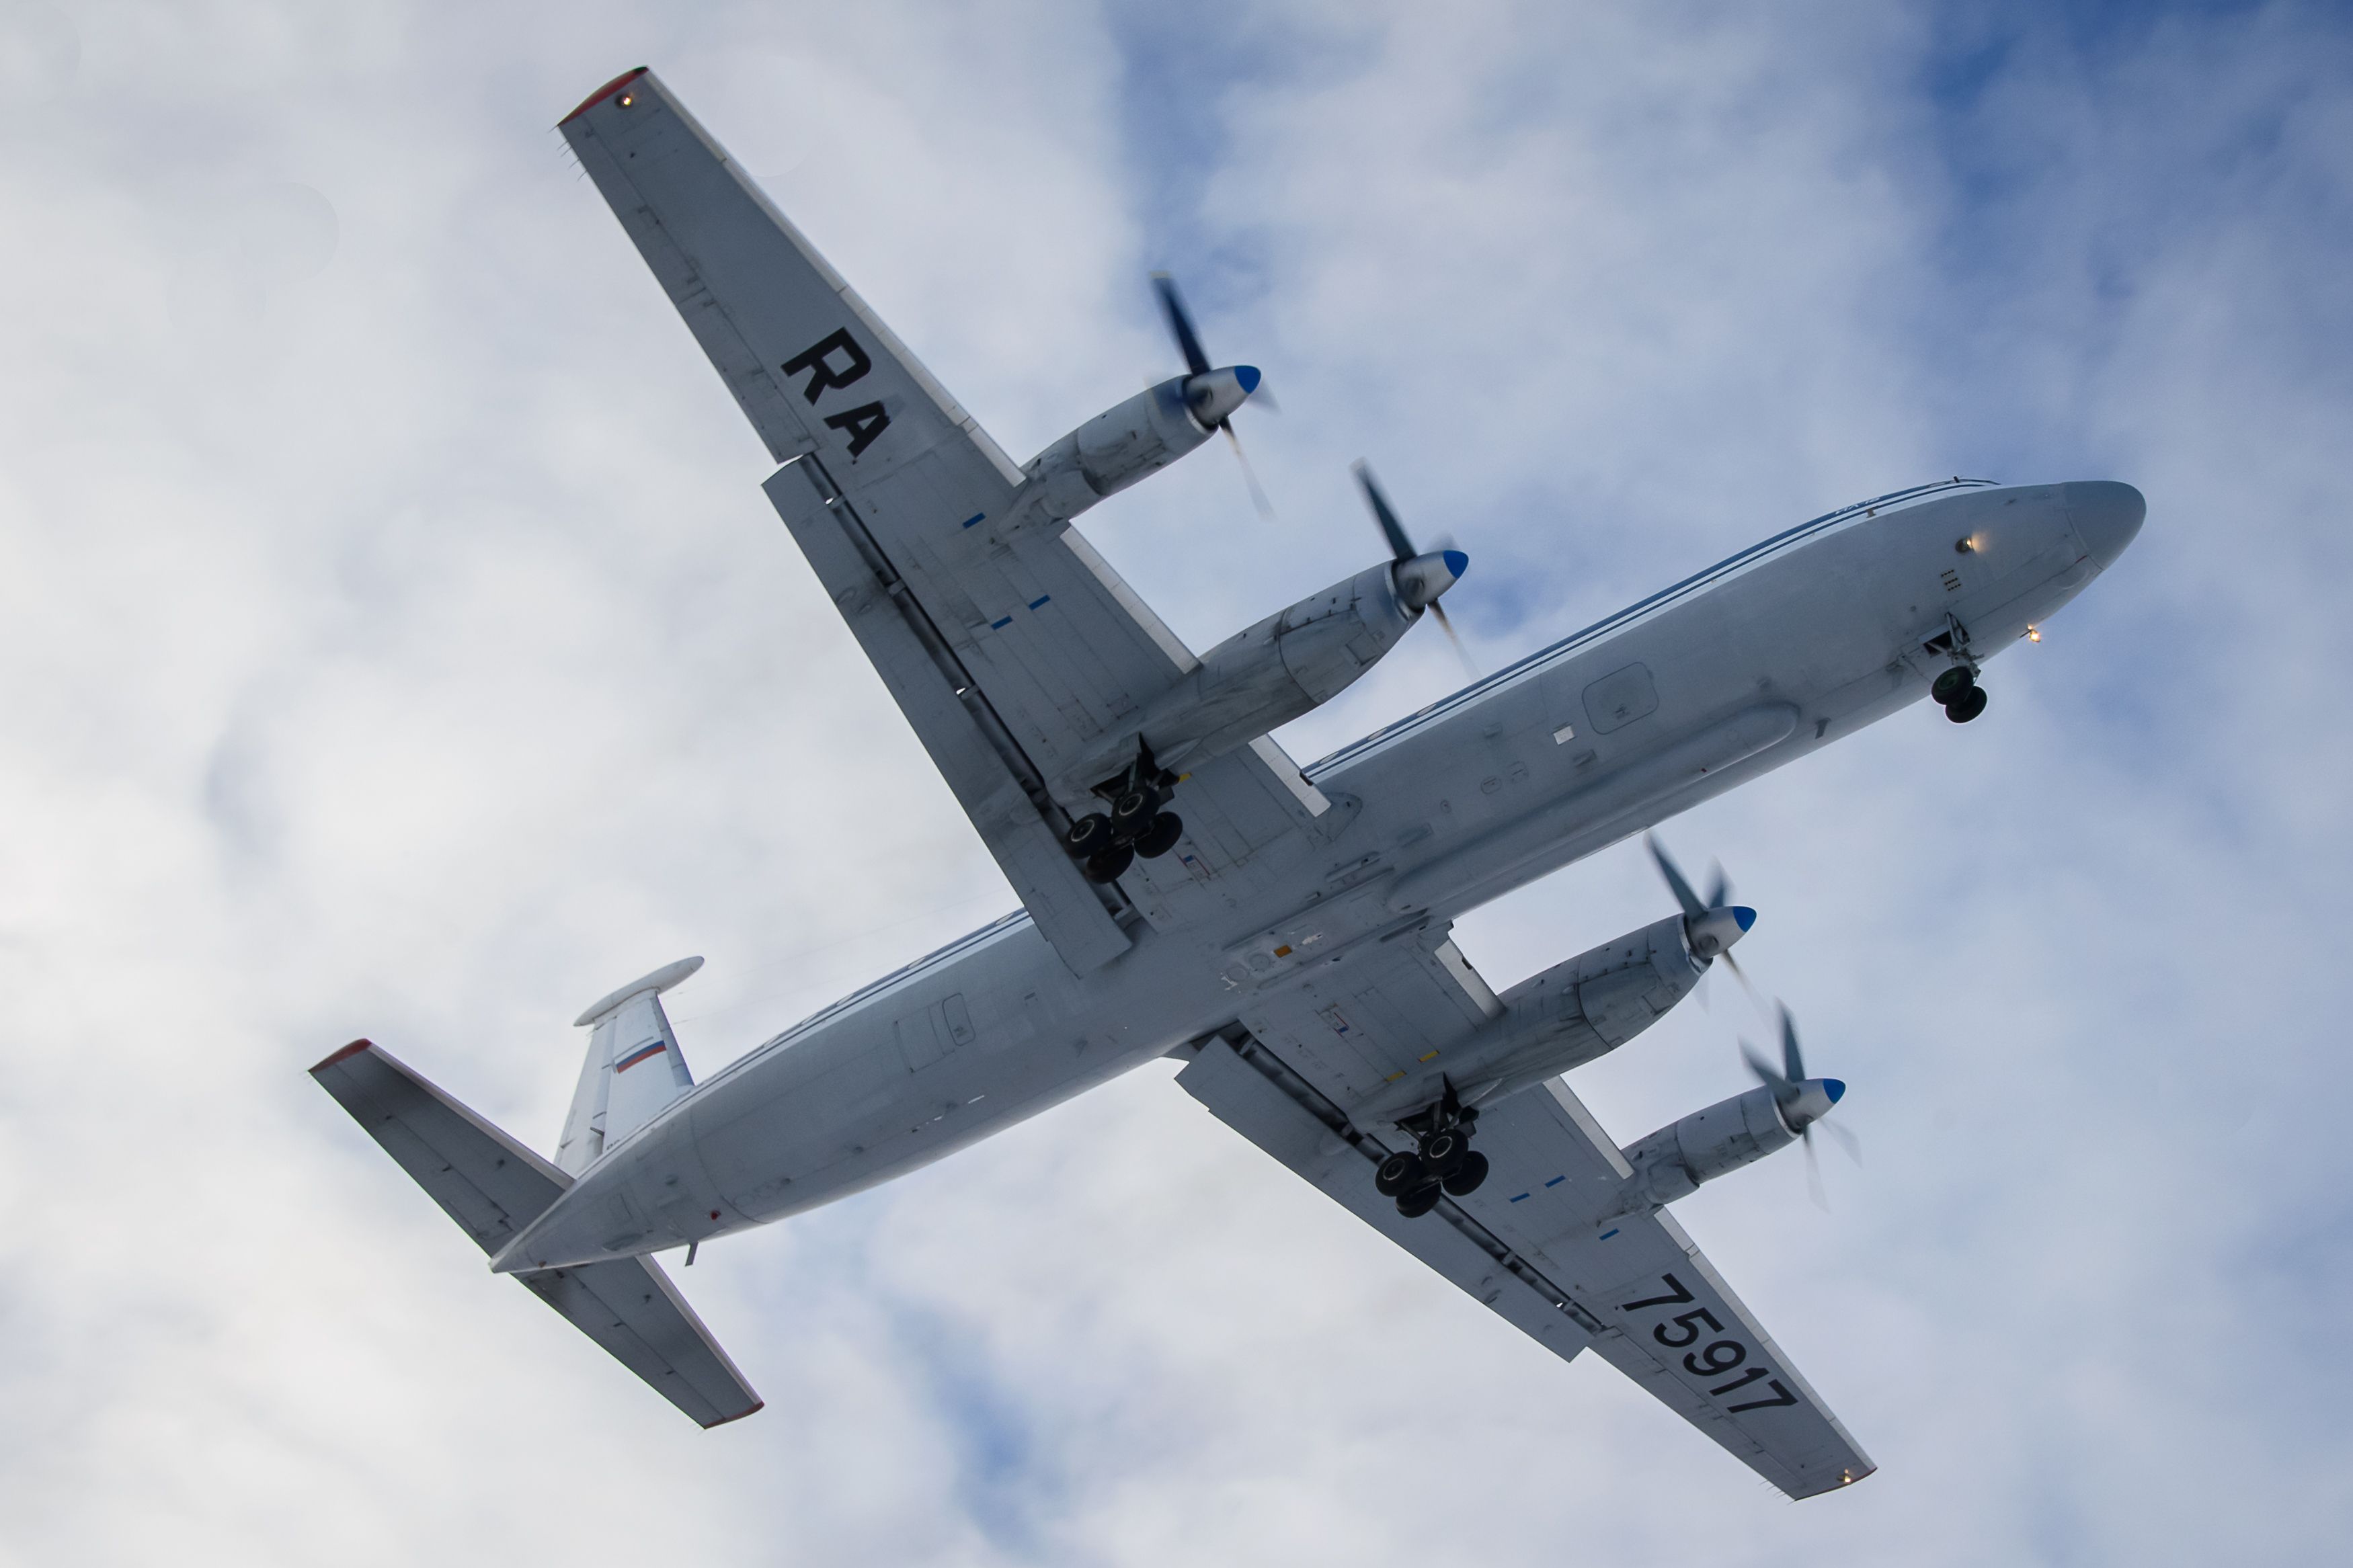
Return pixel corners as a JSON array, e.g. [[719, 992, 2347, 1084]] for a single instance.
[[312, 1038, 567, 1255], [516, 1258, 764, 1428], [313, 1040, 762, 1428]]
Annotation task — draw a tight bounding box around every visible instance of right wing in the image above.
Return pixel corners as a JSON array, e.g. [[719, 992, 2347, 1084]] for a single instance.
[[1180, 934, 1874, 1499], [559, 70, 1330, 970]]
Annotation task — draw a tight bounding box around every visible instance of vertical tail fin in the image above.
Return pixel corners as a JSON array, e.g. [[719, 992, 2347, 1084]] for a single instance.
[[557, 956, 703, 1175]]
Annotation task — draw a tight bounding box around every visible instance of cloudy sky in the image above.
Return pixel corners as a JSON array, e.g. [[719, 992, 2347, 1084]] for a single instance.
[[1, 1, 2346, 1562]]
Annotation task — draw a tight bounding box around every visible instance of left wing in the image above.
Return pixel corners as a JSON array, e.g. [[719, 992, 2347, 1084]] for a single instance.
[[559, 70, 1328, 966], [1178, 938, 1874, 1498]]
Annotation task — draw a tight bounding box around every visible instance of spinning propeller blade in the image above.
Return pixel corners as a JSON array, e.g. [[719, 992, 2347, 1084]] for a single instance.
[[1152, 271, 1273, 514], [1648, 834, 1709, 920], [1819, 1116, 1864, 1164], [1223, 423, 1277, 521], [1352, 461, 1479, 678], [1426, 600, 1476, 675], [1648, 834, 1762, 1003], [1355, 460, 1419, 563], [1152, 272, 1211, 379], [1739, 1003, 1855, 1207]]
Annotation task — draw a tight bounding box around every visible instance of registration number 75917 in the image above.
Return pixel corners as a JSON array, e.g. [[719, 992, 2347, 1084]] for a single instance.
[[1619, 1272, 1799, 1413]]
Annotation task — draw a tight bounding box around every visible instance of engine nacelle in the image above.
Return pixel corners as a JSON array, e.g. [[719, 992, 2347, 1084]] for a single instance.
[[1061, 551, 1461, 792], [1007, 367, 1259, 532], [1359, 910, 1722, 1123], [1610, 1086, 1798, 1214]]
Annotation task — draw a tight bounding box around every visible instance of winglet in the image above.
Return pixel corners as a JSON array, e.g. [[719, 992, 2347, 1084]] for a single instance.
[[561, 67, 649, 125]]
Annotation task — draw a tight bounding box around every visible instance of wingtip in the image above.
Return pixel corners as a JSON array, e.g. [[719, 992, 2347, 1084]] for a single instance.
[[310, 1038, 375, 1074], [560, 67, 650, 125], [705, 1399, 766, 1428]]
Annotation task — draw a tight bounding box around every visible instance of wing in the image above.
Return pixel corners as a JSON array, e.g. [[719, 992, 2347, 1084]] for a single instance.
[[1178, 937, 1874, 1499], [559, 71, 1328, 970]]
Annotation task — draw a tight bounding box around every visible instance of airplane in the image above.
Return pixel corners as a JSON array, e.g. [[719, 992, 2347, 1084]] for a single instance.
[[313, 67, 2145, 1499]]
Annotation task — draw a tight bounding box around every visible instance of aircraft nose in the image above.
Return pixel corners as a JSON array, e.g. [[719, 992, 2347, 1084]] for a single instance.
[[2062, 481, 2145, 571]]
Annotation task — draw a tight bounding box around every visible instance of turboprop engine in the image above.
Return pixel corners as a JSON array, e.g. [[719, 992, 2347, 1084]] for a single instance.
[[1062, 549, 1466, 794], [1008, 367, 1261, 532], [1607, 1005, 1853, 1216], [1609, 1078, 1842, 1215], [1359, 904, 1753, 1125]]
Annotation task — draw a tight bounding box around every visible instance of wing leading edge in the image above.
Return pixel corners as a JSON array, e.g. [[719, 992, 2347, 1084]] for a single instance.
[[1179, 940, 1874, 1499]]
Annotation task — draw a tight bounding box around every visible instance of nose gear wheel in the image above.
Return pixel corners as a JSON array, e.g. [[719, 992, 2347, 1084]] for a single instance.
[[1930, 617, 1988, 723]]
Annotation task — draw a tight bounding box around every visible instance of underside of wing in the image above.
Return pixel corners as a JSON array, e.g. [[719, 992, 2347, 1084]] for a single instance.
[[1179, 932, 1874, 1499], [561, 70, 1330, 960], [1177, 1032, 1597, 1370]]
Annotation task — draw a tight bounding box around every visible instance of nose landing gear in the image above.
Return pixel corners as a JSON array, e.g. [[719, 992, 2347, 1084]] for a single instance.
[[1927, 617, 1989, 724], [1933, 663, 1989, 723], [1375, 1080, 1490, 1217]]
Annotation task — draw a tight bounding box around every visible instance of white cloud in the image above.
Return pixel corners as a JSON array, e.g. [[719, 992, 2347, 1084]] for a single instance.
[[0, 1, 2346, 1563]]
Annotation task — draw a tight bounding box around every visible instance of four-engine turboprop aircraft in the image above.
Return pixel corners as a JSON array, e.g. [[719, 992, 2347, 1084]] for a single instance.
[[313, 68, 2146, 1498]]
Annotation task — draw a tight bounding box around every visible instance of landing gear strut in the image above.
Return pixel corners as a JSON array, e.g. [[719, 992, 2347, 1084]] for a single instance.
[[1066, 744, 1187, 882], [1380, 1079, 1490, 1217]]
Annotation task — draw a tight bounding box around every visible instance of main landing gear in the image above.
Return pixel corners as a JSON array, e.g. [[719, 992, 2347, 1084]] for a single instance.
[[1373, 1080, 1490, 1219], [1064, 746, 1185, 883]]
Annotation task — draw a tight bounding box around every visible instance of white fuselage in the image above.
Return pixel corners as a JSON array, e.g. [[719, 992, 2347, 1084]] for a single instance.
[[495, 478, 2136, 1272]]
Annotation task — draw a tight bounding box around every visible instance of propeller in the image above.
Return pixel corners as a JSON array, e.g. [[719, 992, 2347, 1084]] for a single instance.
[[1151, 272, 1274, 518], [1646, 833, 1759, 1004], [1740, 1003, 1860, 1209], [1351, 460, 1477, 677]]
